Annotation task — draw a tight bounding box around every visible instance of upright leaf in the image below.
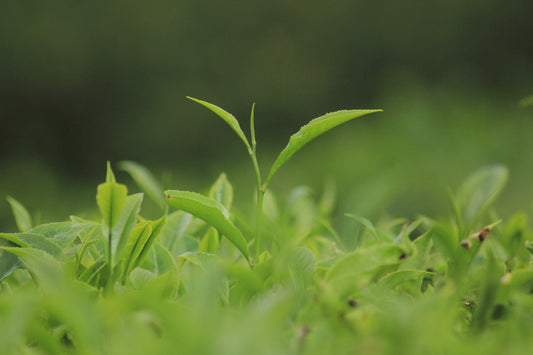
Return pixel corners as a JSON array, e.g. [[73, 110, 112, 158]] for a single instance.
[[106, 161, 116, 182], [159, 211, 194, 251], [455, 165, 508, 230], [208, 173, 233, 210], [199, 228, 220, 254], [96, 182, 128, 235], [165, 190, 250, 262], [6, 196, 32, 232], [264, 109, 381, 187], [119, 160, 165, 210], [135, 216, 167, 269], [187, 97, 252, 153], [112, 193, 144, 264], [123, 221, 152, 278]]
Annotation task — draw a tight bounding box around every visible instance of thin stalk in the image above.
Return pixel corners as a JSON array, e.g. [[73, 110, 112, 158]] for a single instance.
[[105, 228, 115, 293], [254, 187, 265, 259], [249, 103, 264, 261]]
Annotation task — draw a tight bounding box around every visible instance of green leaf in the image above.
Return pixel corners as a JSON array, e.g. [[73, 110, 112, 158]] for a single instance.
[[106, 161, 116, 182], [96, 182, 128, 234], [123, 216, 167, 278], [187, 97, 252, 153], [374, 269, 434, 291], [159, 211, 194, 251], [0, 238, 19, 282], [0, 233, 63, 260], [140, 241, 178, 275], [165, 190, 250, 261], [326, 244, 408, 295], [118, 160, 165, 210], [264, 108, 381, 187], [29, 222, 99, 248], [345, 213, 383, 241], [123, 221, 152, 278], [208, 173, 233, 210], [6, 196, 32, 232], [455, 165, 508, 230], [0, 247, 64, 288], [199, 228, 220, 254], [135, 216, 167, 270], [112, 193, 144, 264]]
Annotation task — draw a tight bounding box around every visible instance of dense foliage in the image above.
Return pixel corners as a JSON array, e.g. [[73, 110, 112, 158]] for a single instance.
[[2, 100, 533, 354]]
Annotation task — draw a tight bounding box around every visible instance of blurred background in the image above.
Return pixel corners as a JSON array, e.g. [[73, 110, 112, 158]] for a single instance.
[[1, 0, 532, 231]]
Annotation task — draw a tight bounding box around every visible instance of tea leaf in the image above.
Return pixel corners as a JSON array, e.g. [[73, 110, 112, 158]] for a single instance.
[[96, 182, 128, 234], [0, 247, 64, 287], [264, 109, 381, 187], [112, 193, 144, 264], [123, 221, 152, 278], [199, 228, 220, 254], [0, 233, 63, 260], [208, 173, 233, 210], [187, 97, 252, 153], [0, 238, 19, 282], [135, 216, 167, 270], [119, 160, 165, 210], [374, 269, 434, 292], [455, 165, 508, 230], [6, 196, 32, 232], [326, 243, 408, 295], [29, 222, 99, 248], [165, 190, 250, 261]]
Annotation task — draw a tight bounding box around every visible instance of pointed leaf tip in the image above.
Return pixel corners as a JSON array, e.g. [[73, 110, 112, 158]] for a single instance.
[[187, 96, 252, 153], [106, 161, 116, 183], [264, 108, 381, 187]]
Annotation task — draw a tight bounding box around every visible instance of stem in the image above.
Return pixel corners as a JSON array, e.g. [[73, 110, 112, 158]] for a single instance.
[[249, 151, 263, 261], [255, 187, 265, 259], [105, 228, 114, 293], [248, 102, 264, 261]]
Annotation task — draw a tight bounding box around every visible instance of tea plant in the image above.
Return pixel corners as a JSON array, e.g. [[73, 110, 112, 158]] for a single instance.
[[2, 98, 533, 355]]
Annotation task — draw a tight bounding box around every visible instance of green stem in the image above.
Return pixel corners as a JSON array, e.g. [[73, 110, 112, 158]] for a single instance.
[[249, 150, 264, 261], [255, 187, 265, 259]]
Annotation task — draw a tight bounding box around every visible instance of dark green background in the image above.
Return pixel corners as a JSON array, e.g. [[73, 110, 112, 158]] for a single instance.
[[1, 0, 532, 229]]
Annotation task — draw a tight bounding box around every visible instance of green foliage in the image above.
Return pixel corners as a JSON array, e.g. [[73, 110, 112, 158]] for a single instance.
[[2, 100, 533, 354], [165, 190, 250, 263], [6, 196, 32, 232]]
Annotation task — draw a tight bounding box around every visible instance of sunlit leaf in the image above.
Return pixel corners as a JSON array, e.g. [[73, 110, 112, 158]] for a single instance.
[[264, 109, 381, 187], [165, 190, 250, 261], [96, 182, 128, 236], [188, 97, 252, 153]]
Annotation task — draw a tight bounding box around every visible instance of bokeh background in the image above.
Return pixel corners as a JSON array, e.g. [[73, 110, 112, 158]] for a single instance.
[[1, 0, 532, 231]]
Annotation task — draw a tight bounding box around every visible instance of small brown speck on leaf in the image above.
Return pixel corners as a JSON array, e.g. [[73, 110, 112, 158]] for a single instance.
[[347, 299, 357, 308], [399, 253, 407, 260], [478, 228, 490, 242]]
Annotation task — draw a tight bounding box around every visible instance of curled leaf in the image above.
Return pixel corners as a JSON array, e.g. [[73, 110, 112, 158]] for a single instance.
[[165, 190, 250, 262]]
